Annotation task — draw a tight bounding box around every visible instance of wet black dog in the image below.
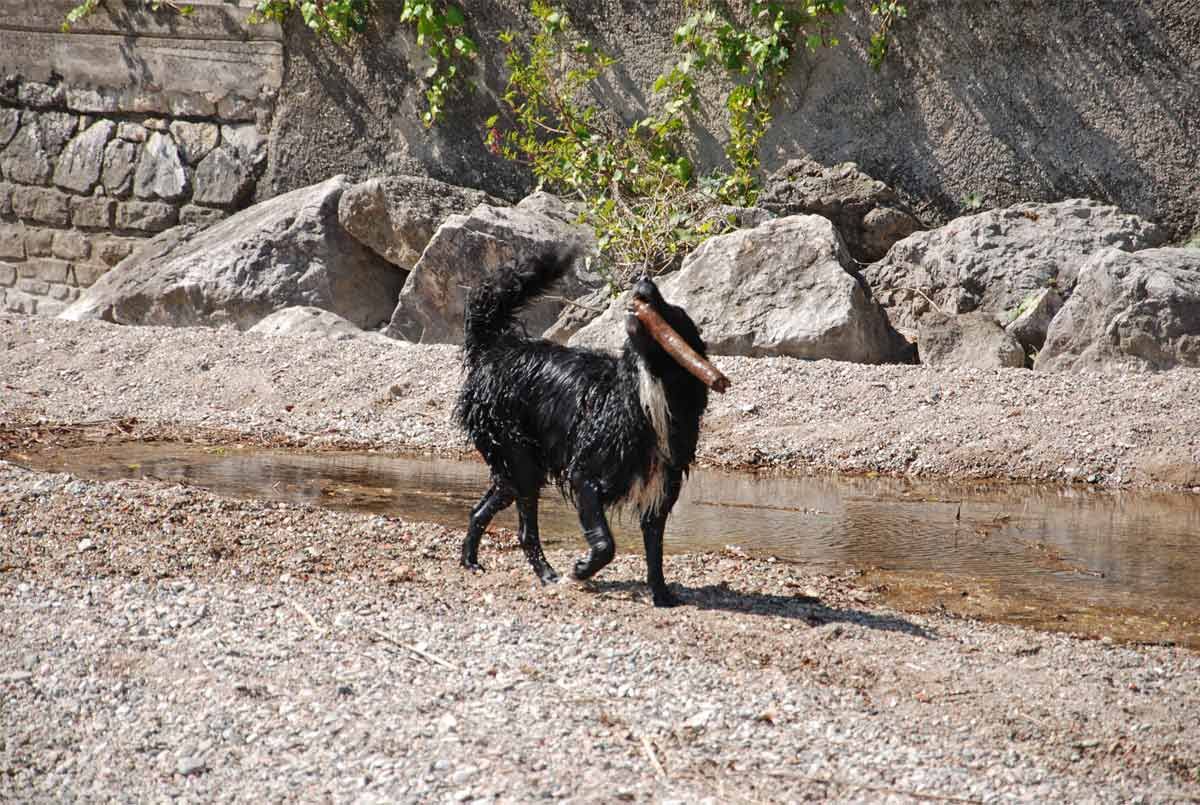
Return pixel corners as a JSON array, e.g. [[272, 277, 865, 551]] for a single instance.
[[454, 251, 711, 606]]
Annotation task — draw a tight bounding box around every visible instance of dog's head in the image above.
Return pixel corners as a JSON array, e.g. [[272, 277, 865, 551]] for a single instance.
[[624, 276, 709, 378]]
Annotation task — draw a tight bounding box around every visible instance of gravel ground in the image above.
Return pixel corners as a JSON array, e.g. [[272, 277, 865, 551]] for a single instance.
[[2, 315, 1200, 802], [2, 316, 1199, 488]]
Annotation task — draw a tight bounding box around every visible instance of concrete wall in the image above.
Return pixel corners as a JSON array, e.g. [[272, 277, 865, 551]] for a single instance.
[[266, 0, 1199, 236], [0, 0, 281, 315]]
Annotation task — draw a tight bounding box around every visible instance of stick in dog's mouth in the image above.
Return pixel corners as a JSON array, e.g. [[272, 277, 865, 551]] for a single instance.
[[628, 298, 731, 393]]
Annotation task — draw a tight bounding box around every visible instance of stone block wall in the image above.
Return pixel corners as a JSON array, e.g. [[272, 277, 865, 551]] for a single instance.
[[0, 0, 282, 316]]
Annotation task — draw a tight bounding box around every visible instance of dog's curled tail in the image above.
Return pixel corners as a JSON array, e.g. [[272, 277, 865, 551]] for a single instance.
[[463, 247, 580, 362]]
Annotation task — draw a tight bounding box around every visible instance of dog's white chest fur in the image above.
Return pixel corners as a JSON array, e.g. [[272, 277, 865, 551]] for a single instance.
[[629, 361, 672, 514]]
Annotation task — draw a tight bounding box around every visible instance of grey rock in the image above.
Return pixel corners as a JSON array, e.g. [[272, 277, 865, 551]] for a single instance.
[[116, 123, 147, 143], [0, 108, 18, 149], [176, 756, 206, 777], [249, 306, 388, 343], [386, 195, 598, 344], [101, 139, 138, 197], [115, 201, 178, 233], [34, 112, 77, 156], [1, 123, 53, 185], [70, 196, 116, 230], [134, 132, 189, 202], [220, 123, 264, 165], [1035, 248, 1200, 372], [193, 146, 251, 208], [571, 215, 911, 364], [52, 120, 116, 194], [12, 187, 71, 226], [865, 199, 1168, 331], [918, 311, 1026, 369], [759, 158, 921, 263], [168, 121, 219, 165], [17, 82, 65, 109], [543, 287, 613, 345], [61, 176, 404, 331], [64, 87, 120, 115], [0, 225, 24, 260], [179, 206, 228, 228], [338, 175, 505, 270], [1005, 287, 1064, 353]]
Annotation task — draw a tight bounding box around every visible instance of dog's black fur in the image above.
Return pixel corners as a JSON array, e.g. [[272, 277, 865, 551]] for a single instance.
[[454, 250, 712, 607]]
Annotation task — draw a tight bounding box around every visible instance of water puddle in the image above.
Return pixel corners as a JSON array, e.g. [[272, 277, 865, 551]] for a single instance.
[[15, 442, 1200, 648]]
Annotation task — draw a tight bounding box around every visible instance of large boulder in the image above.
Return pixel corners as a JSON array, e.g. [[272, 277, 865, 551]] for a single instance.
[[918, 311, 1026, 369], [570, 215, 912, 364], [338, 175, 506, 270], [1004, 287, 1064, 353], [864, 199, 1168, 332], [60, 176, 403, 330], [758, 158, 921, 263], [1034, 248, 1200, 372], [385, 192, 600, 344], [247, 306, 390, 343]]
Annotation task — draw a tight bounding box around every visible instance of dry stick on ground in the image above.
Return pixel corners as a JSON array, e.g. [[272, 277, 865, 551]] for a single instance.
[[640, 735, 667, 779], [367, 625, 459, 671], [897, 286, 952, 316], [290, 600, 321, 633]]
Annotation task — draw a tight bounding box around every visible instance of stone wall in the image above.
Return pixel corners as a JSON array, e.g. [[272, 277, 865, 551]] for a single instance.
[[0, 0, 281, 316]]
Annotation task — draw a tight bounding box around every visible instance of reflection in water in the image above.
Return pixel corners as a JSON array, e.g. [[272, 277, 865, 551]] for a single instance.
[[20, 443, 1200, 647]]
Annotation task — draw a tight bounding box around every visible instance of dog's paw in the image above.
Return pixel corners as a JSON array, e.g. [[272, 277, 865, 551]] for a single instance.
[[538, 566, 560, 585], [652, 589, 683, 608], [461, 560, 486, 574]]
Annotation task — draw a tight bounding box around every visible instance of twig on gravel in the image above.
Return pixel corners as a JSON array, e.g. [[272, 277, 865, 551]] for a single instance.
[[291, 600, 322, 634], [897, 286, 952, 316], [640, 735, 667, 779], [367, 626, 459, 671]]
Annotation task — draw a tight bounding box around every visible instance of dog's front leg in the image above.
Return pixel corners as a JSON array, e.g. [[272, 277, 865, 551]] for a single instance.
[[640, 471, 683, 607], [517, 495, 559, 584], [572, 481, 616, 580]]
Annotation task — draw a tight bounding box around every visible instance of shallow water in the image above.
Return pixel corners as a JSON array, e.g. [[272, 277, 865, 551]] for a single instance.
[[19, 443, 1200, 648]]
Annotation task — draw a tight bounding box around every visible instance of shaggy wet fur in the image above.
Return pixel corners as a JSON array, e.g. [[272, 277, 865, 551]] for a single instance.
[[454, 251, 711, 607]]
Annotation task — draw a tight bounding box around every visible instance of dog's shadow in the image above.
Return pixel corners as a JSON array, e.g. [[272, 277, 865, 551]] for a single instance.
[[587, 579, 935, 640]]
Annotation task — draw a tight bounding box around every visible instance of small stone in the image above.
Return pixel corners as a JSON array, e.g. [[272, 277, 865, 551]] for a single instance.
[[77, 538, 95, 552], [175, 756, 206, 776]]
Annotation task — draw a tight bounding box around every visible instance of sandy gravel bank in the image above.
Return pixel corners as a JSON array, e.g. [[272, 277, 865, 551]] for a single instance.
[[2, 462, 1199, 803], [2, 316, 1199, 488]]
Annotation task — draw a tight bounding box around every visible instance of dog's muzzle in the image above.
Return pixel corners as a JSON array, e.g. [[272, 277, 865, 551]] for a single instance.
[[628, 299, 730, 393]]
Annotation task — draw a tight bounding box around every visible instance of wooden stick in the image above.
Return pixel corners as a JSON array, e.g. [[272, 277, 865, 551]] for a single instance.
[[630, 299, 730, 393], [368, 626, 460, 671], [641, 735, 667, 779]]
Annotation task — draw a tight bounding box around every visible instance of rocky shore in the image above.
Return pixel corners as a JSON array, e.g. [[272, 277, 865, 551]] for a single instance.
[[3, 315, 1199, 489], [2, 314, 1200, 802]]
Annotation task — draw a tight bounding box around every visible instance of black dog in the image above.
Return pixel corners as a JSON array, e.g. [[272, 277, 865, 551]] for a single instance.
[[454, 251, 712, 607]]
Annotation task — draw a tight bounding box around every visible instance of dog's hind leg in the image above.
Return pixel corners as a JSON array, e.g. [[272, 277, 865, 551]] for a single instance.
[[462, 482, 515, 572], [571, 481, 617, 581], [639, 471, 684, 607], [516, 495, 559, 584]]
